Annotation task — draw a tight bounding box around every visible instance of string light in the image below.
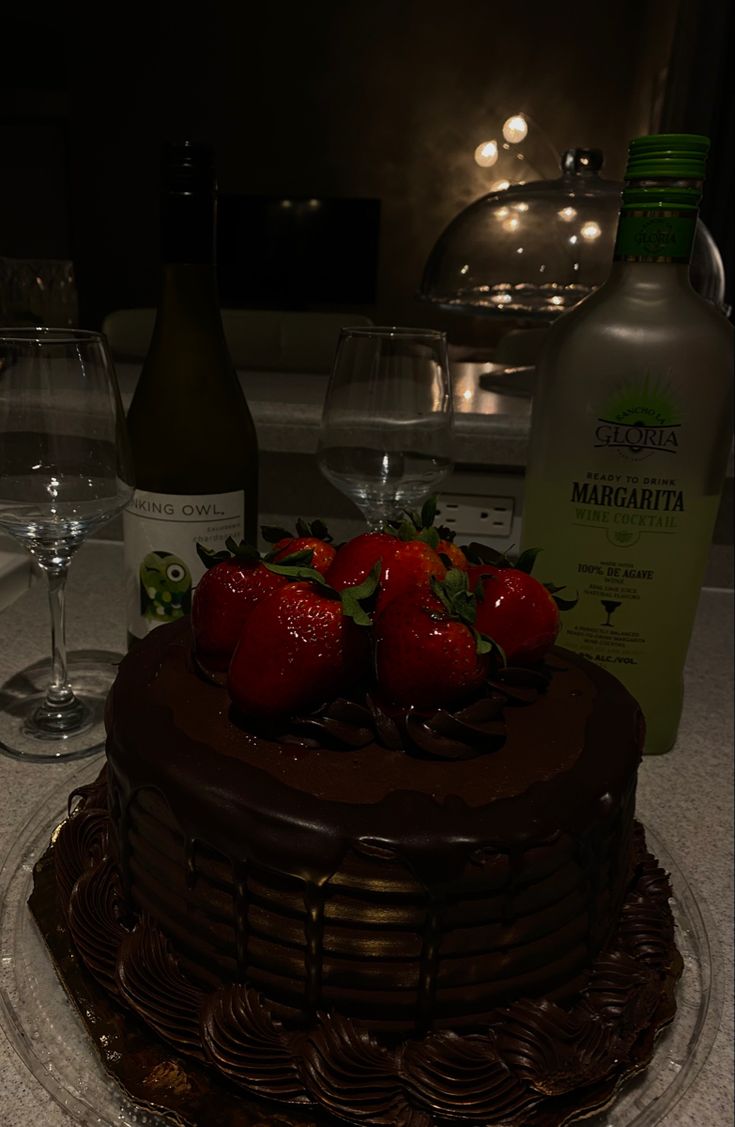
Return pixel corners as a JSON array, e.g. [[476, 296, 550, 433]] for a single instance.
[[491, 179, 511, 191], [558, 207, 577, 222], [474, 140, 499, 167], [581, 221, 602, 240], [502, 115, 528, 143]]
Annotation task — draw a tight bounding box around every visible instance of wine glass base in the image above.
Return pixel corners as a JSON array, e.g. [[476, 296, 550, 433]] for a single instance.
[[0, 650, 122, 763]]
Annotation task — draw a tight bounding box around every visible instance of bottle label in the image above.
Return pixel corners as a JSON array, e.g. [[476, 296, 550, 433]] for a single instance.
[[123, 488, 244, 639], [613, 209, 696, 263], [521, 367, 729, 752]]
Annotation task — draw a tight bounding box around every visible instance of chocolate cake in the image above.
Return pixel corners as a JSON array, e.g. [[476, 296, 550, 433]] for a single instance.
[[53, 616, 682, 1126]]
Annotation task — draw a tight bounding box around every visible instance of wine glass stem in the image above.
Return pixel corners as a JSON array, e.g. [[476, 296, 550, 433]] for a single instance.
[[33, 558, 89, 733]]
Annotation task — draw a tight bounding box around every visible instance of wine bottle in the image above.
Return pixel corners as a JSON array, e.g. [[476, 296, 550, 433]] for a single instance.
[[520, 133, 733, 755], [123, 140, 259, 646]]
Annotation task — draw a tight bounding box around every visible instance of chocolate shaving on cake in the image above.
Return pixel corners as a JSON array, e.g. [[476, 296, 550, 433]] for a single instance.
[[270, 664, 553, 761]]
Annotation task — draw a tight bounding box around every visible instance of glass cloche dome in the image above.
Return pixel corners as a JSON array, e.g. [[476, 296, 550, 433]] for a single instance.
[[419, 148, 726, 322]]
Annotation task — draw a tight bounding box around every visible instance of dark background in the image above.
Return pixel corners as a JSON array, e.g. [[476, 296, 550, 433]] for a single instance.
[[1, 0, 731, 331]]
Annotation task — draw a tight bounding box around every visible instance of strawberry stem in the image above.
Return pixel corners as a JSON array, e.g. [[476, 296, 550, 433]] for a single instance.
[[430, 569, 506, 664], [261, 518, 333, 544], [196, 538, 260, 569], [339, 563, 381, 626], [263, 560, 381, 627]]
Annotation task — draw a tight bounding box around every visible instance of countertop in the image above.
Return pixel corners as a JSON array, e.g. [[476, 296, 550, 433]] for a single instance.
[[113, 361, 535, 467], [0, 541, 732, 1126], [113, 360, 735, 478]]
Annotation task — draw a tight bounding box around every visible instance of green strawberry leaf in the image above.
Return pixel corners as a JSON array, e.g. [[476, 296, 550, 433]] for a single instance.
[[339, 562, 381, 626], [431, 569, 478, 627], [416, 525, 440, 549], [554, 595, 578, 612], [196, 542, 232, 569], [264, 560, 331, 587], [263, 557, 379, 621], [264, 547, 314, 566], [389, 497, 440, 544], [261, 525, 294, 544], [462, 541, 512, 568], [541, 580, 578, 611], [293, 516, 333, 540], [476, 629, 507, 665], [420, 495, 438, 529], [394, 517, 419, 542], [515, 548, 541, 575], [475, 633, 493, 655], [307, 518, 332, 542], [197, 538, 260, 568], [429, 569, 507, 665]]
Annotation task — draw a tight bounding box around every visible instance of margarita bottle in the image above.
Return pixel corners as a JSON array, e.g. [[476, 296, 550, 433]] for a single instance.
[[520, 134, 733, 754]]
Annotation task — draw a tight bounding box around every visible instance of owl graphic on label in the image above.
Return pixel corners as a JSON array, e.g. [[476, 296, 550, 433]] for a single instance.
[[139, 551, 192, 622]]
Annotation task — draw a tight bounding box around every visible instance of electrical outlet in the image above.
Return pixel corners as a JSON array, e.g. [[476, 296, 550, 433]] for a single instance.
[[437, 495, 515, 539]]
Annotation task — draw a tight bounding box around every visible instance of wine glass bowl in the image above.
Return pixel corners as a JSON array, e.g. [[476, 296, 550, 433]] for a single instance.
[[317, 326, 453, 529], [0, 328, 133, 760]]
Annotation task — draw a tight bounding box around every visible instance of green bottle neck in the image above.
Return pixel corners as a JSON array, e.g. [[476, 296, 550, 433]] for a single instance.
[[612, 179, 701, 265], [613, 207, 698, 264]]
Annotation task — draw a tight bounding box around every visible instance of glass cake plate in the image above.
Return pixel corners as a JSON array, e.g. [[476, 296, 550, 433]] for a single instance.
[[0, 760, 724, 1127]]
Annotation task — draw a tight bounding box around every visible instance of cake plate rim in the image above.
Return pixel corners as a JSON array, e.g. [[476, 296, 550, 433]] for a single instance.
[[0, 758, 725, 1127]]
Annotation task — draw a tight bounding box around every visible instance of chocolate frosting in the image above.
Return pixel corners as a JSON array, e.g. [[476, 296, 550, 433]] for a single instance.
[[54, 799, 682, 1127], [50, 618, 681, 1125]]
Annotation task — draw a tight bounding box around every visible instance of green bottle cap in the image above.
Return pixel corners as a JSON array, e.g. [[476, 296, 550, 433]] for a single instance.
[[625, 133, 709, 180]]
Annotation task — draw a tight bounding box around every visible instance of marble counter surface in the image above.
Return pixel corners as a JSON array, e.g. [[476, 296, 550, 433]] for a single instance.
[[0, 541, 732, 1126]]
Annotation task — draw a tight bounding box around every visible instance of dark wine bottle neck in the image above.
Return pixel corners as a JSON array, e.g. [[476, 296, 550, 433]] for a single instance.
[[155, 263, 223, 323], [161, 191, 216, 264], [156, 189, 223, 328]]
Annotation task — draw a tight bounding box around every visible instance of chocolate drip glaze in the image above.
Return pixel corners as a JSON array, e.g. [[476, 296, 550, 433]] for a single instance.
[[234, 863, 249, 979], [54, 793, 682, 1127], [99, 618, 648, 1035]]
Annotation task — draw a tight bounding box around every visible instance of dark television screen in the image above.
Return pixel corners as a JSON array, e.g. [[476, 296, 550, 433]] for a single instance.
[[216, 194, 381, 308]]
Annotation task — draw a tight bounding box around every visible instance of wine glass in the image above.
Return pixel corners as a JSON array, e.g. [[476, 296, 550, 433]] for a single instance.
[[317, 326, 453, 528], [0, 328, 134, 761]]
